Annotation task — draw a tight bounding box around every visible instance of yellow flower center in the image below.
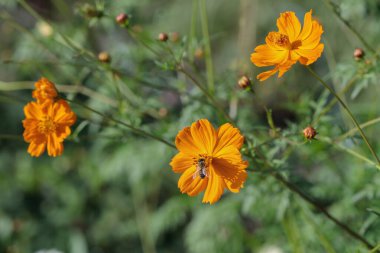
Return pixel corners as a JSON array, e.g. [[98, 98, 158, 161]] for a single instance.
[[38, 116, 56, 134], [268, 32, 302, 50]]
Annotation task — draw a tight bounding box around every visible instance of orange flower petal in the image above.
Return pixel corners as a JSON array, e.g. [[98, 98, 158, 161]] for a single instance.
[[170, 152, 194, 173], [212, 156, 247, 183], [55, 125, 71, 140], [202, 166, 224, 204], [257, 67, 280, 81], [299, 20, 323, 50], [296, 43, 324, 65], [190, 119, 217, 154], [47, 134, 63, 157], [27, 141, 46, 157], [214, 123, 244, 154], [276, 11, 301, 42], [24, 102, 43, 120], [178, 166, 208, 196], [32, 77, 58, 104], [175, 127, 202, 154], [278, 60, 297, 77], [298, 10, 313, 40], [251, 45, 289, 67], [223, 170, 248, 193]]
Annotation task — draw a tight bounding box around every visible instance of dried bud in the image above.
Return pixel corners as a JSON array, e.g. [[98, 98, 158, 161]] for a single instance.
[[158, 33, 168, 42], [354, 48, 365, 60], [98, 51, 111, 63], [158, 108, 168, 118], [171, 32, 180, 42], [194, 48, 204, 59], [81, 4, 103, 18], [238, 75, 251, 89], [303, 126, 317, 140], [116, 13, 129, 26]]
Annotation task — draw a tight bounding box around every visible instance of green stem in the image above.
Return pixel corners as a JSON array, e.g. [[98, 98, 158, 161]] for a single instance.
[[66, 99, 175, 149], [189, 0, 198, 63], [319, 137, 380, 170], [323, 0, 376, 54], [199, 0, 215, 94], [0, 134, 23, 141], [178, 67, 233, 123], [370, 244, 380, 253], [271, 172, 375, 250], [307, 66, 380, 166], [338, 117, 380, 142], [312, 75, 358, 125]]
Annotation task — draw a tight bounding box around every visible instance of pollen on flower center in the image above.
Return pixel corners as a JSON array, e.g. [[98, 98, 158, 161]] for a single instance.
[[192, 154, 212, 166], [38, 116, 56, 134], [268, 32, 291, 48]]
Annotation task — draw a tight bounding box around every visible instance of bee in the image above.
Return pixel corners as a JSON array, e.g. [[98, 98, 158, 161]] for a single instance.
[[193, 158, 208, 179]]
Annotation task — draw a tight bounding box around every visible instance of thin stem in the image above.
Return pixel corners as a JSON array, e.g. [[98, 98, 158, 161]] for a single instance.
[[0, 134, 23, 141], [319, 137, 380, 170], [370, 244, 380, 253], [66, 99, 176, 149], [272, 172, 375, 250], [323, 0, 376, 54], [312, 75, 358, 125], [338, 117, 380, 142], [307, 66, 380, 166], [178, 67, 233, 123], [188, 0, 198, 63], [199, 0, 215, 94]]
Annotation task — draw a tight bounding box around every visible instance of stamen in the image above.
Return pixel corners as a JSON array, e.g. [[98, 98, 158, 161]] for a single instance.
[[267, 32, 291, 48], [38, 116, 56, 134]]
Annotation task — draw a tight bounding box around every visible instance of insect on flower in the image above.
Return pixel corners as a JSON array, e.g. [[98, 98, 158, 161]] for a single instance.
[[193, 157, 208, 179], [250, 10, 324, 81], [170, 119, 248, 204]]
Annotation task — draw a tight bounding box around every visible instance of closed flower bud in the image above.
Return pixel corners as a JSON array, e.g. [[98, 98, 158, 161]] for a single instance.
[[303, 126, 317, 140], [158, 33, 168, 42], [116, 13, 129, 26], [354, 48, 365, 60], [98, 51, 111, 63], [194, 48, 204, 59], [238, 75, 251, 89], [158, 108, 168, 118]]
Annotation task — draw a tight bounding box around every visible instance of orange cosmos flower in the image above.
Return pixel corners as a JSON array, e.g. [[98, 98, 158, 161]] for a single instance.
[[170, 119, 248, 204], [23, 100, 76, 157], [251, 10, 324, 81], [32, 77, 58, 106]]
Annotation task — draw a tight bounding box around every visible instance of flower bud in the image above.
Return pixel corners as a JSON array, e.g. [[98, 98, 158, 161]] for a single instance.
[[303, 126, 317, 140], [158, 33, 168, 42], [116, 13, 129, 26], [81, 3, 103, 18], [158, 108, 168, 118], [98, 51, 111, 63], [238, 75, 251, 89], [354, 48, 365, 60], [194, 48, 204, 59]]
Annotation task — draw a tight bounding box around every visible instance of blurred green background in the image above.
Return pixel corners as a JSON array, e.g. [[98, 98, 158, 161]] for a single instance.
[[0, 0, 380, 252]]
